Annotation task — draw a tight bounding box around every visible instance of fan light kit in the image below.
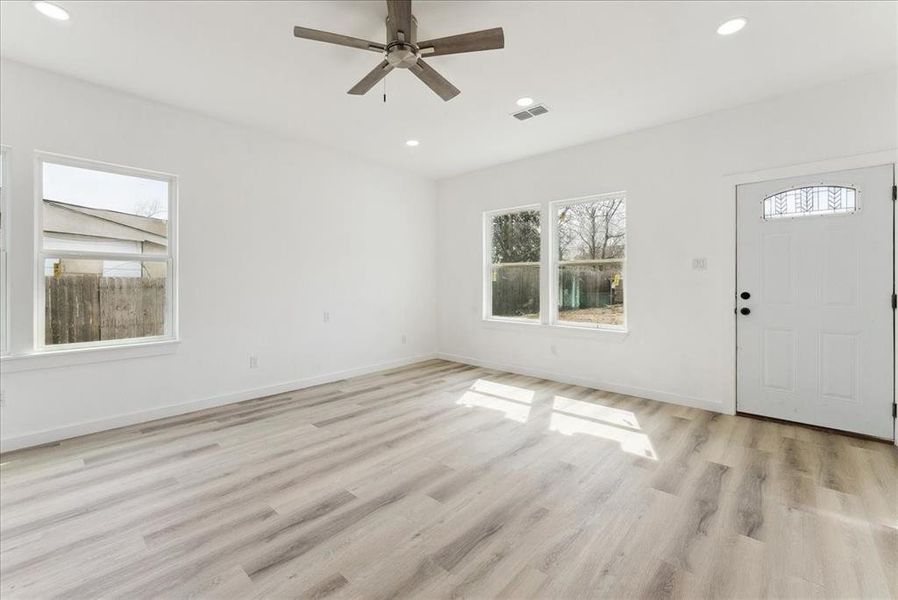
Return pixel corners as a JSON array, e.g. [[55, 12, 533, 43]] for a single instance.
[[293, 0, 505, 101], [717, 17, 747, 36], [32, 1, 69, 21]]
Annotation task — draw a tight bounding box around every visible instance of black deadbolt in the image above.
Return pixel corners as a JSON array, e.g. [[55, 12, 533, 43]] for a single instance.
[[740, 307, 751, 315], [740, 291, 751, 300]]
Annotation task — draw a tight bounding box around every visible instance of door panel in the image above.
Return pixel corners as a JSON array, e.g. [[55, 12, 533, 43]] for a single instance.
[[736, 165, 894, 439], [821, 230, 857, 306], [818, 331, 858, 403], [762, 234, 793, 305], [762, 329, 795, 391]]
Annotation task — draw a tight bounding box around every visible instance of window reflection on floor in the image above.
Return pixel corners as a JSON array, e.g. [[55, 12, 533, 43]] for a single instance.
[[552, 395, 640, 429], [457, 380, 534, 423], [549, 408, 657, 460], [455, 379, 658, 460], [470, 379, 536, 404]]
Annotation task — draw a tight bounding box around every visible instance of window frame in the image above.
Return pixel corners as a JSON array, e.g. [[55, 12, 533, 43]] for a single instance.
[[0, 146, 9, 355], [482, 204, 543, 324], [33, 151, 179, 352], [549, 192, 627, 332]]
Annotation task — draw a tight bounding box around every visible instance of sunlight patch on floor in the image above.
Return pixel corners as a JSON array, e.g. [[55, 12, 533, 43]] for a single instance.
[[457, 391, 531, 422], [551, 395, 640, 430], [550, 396, 657, 459], [455, 381, 657, 459], [455, 379, 537, 423], [470, 379, 536, 403]]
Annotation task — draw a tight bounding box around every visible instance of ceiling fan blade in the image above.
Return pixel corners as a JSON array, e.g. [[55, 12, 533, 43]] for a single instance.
[[386, 0, 413, 42], [410, 59, 460, 101], [293, 26, 385, 52], [348, 61, 394, 95], [418, 27, 505, 57]]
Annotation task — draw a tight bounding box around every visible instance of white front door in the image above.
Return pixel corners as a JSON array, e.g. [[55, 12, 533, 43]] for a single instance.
[[736, 165, 894, 439]]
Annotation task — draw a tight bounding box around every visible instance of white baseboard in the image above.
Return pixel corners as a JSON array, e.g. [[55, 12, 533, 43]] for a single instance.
[[437, 352, 729, 414], [0, 353, 437, 453]]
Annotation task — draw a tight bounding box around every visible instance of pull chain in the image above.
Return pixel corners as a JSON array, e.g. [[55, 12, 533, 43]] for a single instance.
[[383, 77, 387, 103]]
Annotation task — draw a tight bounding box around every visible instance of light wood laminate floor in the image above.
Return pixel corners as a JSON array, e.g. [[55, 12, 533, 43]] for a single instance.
[[1, 360, 895, 599]]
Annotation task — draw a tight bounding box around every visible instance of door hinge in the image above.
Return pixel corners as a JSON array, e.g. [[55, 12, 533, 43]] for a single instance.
[[893, 184, 897, 201], [893, 293, 897, 310], [893, 403, 897, 419]]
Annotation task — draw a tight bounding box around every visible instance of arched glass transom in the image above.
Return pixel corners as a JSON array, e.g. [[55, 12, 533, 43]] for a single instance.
[[763, 186, 857, 220]]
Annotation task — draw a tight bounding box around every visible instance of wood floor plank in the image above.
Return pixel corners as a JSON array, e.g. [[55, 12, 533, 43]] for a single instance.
[[1, 359, 895, 599]]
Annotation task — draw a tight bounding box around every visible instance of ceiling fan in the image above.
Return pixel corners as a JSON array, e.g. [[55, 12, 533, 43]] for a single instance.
[[292, 0, 505, 101]]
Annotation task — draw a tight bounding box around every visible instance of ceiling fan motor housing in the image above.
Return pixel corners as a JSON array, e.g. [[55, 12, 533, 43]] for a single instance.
[[385, 43, 419, 68]]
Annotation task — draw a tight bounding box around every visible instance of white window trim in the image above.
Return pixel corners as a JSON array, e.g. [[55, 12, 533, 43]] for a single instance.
[[1, 338, 180, 373], [549, 192, 628, 332], [482, 192, 629, 335], [482, 204, 542, 323], [32, 151, 179, 354], [0, 145, 9, 356]]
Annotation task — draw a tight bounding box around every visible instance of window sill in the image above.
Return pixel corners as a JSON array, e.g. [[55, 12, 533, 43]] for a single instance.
[[481, 318, 629, 341], [548, 323, 629, 341], [0, 338, 180, 373], [482, 317, 542, 327]]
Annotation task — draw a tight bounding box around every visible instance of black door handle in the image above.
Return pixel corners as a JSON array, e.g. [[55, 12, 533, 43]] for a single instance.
[[740, 307, 751, 315], [740, 291, 751, 300]]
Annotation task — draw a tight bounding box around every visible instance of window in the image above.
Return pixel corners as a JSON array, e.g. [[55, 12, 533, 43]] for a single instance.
[[553, 194, 626, 329], [0, 147, 8, 354], [763, 186, 857, 219], [485, 207, 541, 321], [37, 154, 177, 349]]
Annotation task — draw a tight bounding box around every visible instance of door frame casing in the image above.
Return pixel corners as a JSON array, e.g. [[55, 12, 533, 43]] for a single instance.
[[725, 149, 898, 444]]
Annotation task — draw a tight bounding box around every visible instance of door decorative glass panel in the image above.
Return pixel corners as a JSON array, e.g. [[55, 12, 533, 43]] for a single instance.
[[762, 186, 856, 219]]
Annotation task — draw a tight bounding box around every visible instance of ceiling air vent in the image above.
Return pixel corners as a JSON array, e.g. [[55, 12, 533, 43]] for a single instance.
[[511, 104, 549, 121]]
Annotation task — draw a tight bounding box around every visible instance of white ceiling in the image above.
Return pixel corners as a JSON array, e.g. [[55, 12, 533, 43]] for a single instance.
[[1, 1, 896, 179]]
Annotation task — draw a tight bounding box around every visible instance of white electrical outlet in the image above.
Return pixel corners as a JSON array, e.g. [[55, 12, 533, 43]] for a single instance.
[[323, 311, 330, 323], [401, 334, 407, 345], [249, 355, 259, 369], [691, 257, 708, 271]]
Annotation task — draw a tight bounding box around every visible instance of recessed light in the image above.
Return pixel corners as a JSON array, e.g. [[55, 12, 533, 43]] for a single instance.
[[516, 97, 534, 107], [405, 139, 419, 147], [32, 1, 70, 21], [717, 17, 746, 36]]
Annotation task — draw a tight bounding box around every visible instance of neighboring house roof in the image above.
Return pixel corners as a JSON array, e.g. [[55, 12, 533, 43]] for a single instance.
[[43, 199, 167, 246]]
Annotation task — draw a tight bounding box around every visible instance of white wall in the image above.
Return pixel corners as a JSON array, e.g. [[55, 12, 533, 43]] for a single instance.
[[0, 59, 438, 450], [436, 70, 898, 413], [3, 62, 895, 452]]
